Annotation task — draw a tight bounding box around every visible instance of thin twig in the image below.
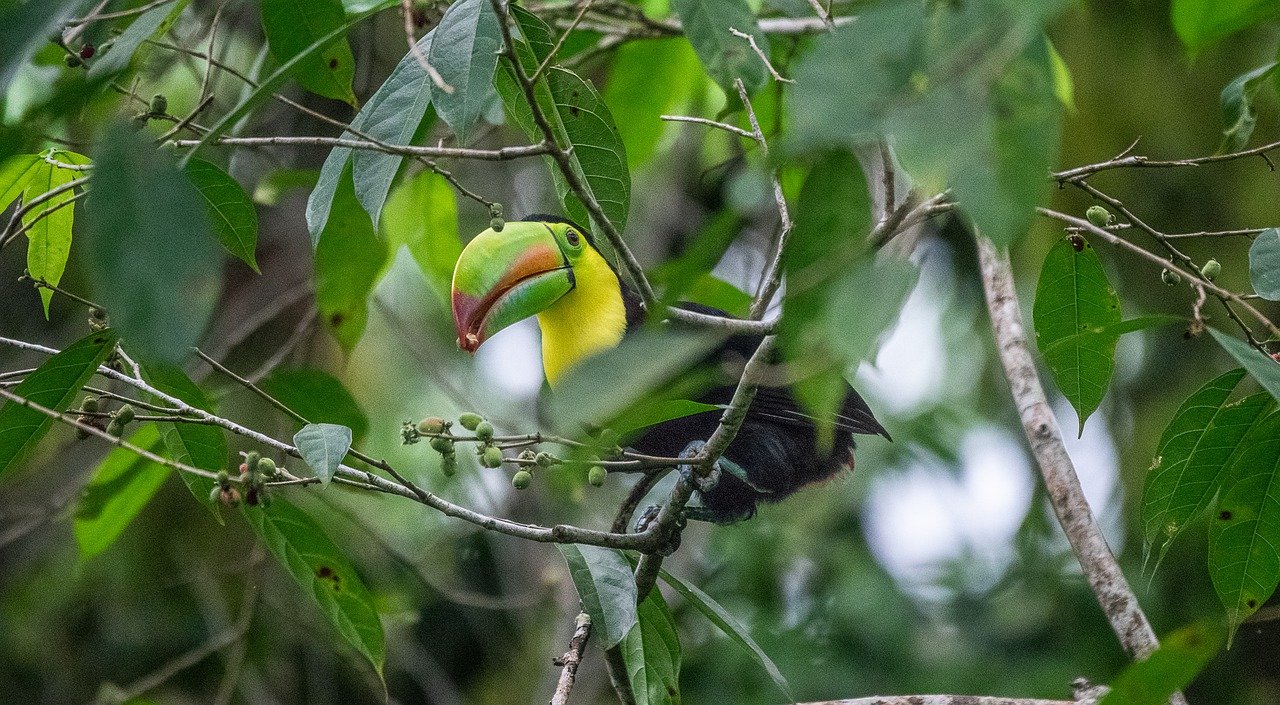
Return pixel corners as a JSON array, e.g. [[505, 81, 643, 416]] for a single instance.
[[659, 115, 756, 139], [550, 613, 592, 705], [734, 78, 792, 320], [1053, 138, 1280, 181], [66, 0, 175, 27], [401, 0, 453, 92], [532, 0, 595, 83], [169, 135, 551, 160], [729, 27, 793, 83]]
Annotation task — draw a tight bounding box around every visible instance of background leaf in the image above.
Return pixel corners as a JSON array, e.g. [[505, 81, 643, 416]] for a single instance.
[[143, 363, 228, 522], [556, 544, 637, 649], [260, 0, 357, 105], [381, 169, 459, 302], [428, 0, 500, 144], [1219, 62, 1276, 153], [603, 38, 701, 169], [1248, 227, 1280, 300], [621, 589, 682, 705], [22, 155, 79, 316], [0, 153, 42, 208], [293, 423, 352, 485], [84, 124, 221, 364], [1099, 620, 1224, 705], [1171, 0, 1280, 56], [74, 424, 167, 559], [1209, 327, 1280, 401], [246, 499, 385, 676], [87, 0, 190, 81], [185, 158, 260, 272], [0, 329, 117, 481], [1033, 235, 1122, 432], [670, 0, 769, 95], [261, 369, 369, 444], [314, 163, 389, 351]]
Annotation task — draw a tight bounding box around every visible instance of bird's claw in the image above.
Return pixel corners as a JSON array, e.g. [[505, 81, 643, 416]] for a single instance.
[[676, 441, 770, 494]]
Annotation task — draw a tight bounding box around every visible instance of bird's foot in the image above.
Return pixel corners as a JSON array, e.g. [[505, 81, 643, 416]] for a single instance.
[[677, 441, 771, 494], [634, 504, 661, 533], [633, 504, 686, 554]]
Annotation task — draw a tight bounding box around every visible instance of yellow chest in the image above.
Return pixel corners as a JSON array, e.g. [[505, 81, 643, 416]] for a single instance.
[[535, 253, 627, 386]]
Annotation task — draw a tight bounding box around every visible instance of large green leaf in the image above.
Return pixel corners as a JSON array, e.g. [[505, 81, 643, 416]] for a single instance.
[[1248, 227, 1280, 301], [658, 569, 790, 701], [428, 0, 500, 144], [293, 423, 352, 486], [789, 1, 1063, 247], [261, 368, 369, 443], [185, 158, 260, 273], [22, 155, 80, 317], [1220, 62, 1276, 153], [621, 588, 681, 705], [1210, 327, 1280, 402], [74, 424, 167, 560], [1171, 0, 1280, 56], [556, 544, 638, 649], [670, 0, 769, 95], [260, 0, 357, 105], [603, 38, 702, 169], [86, 0, 190, 80], [1208, 409, 1280, 630], [247, 499, 386, 676], [0, 0, 84, 94], [1099, 620, 1224, 705], [1032, 235, 1122, 432], [84, 124, 221, 364], [1141, 369, 1274, 561], [0, 153, 42, 209], [381, 169, 459, 302], [314, 163, 388, 351], [350, 31, 437, 230], [496, 8, 631, 237], [0, 329, 117, 482], [143, 363, 228, 522]]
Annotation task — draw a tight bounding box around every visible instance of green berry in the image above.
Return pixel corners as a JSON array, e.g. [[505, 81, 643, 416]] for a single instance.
[[80, 395, 99, 413], [458, 412, 484, 431], [511, 470, 533, 489], [430, 436, 455, 454], [481, 446, 504, 468], [490, 216, 505, 232], [417, 416, 446, 435], [244, 451, 261, 469], [209, 485, 223, 503], [257, 457, 278, 478], [535, 452, 556, 468], [441, 454, 457, 477], [1201, 259, 1221, 281], [1161, 268, 1181, 286], [216, 469, 230, 486], [150, 94, 167, 115], [474, 420, 494, 442], [1085, 205, 1110, 228], [105, 418, 125, 437], [588, 465, 607, 487], [115, 404, 135, 424]]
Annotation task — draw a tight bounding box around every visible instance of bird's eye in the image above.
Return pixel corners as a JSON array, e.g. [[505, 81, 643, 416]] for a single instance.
[[565, 229, 581, 247]]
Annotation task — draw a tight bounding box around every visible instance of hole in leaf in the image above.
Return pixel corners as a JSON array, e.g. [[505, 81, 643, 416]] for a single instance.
[[329, 58, 339, 69], [329, 312, 345, 327], [1247, 599, 1258, 608], [1219, 510, 1233, 520], [315, 564, 342, 590]]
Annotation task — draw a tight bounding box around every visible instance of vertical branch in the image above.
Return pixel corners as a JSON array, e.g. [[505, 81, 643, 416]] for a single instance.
[[975, 235, 1185, 705], [551, 613, 593, 705]]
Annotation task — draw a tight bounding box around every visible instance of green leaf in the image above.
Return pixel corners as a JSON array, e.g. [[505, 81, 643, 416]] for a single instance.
[[1171, 0, 1280, 56], [603, 38, 702, 169], [789, 1, 1064, 247], [621, 589, 682, 705], [1033, 235, 1122, 432], [556, 544, 638, 649], [307, 142, 352, 246], [314, 163, 388, 351], [260, 0, 358, 105], [1046, 38, 1074, 111], [824, 259, 919, 373], [658, 569, 791, 701], [74, 424, 167, 560], [21, 159, 78, 317], [261, 369, 369, 444], [87, 0, 190, 80], [186, 2, 396, 161], [1248, 227, 1280, 300], [0, 329, 118, 482], [185, 158, 260, 273], [1099, 620, 1224, 705], [0, 1, 82, 94], [1220, 62, 1276, 153], [0, 153, 42, 209], [610, 399, 723, 439], [1209, 327, 1280, 402], [1209, 408, 1280, 630], [428, 0, 500, 144], [84, 124, 221, 364], [293, 423, 352, 485], [246, 499, 385, 676], [143, 363, 228, 522], [254, 168, 318, 206], [381, 169, 459, 302], [670, 0, 769, 95], [496, 9, 632, 236], [351, 30, 437, 229], [1142, 369, 1274, 562]]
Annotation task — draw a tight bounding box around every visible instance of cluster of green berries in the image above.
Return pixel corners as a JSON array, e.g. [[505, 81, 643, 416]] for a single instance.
[[75, 396, 138, 439], [211, 452, 279, 508]]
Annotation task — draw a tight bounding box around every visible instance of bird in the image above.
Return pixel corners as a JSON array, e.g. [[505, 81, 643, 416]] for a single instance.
[[450, 215, 890, 524]]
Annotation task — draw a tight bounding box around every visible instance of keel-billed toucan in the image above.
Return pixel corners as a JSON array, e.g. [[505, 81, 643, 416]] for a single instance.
[[451, 216, 889, 523]]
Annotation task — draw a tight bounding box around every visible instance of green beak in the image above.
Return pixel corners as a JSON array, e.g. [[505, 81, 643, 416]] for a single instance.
[[451, 221, 574, 352]]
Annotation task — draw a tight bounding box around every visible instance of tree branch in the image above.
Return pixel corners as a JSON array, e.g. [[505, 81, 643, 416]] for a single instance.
[[168, 135, 551, 160]]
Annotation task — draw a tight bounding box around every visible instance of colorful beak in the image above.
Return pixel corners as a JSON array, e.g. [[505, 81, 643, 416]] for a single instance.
[[451, 221, 574, 353]]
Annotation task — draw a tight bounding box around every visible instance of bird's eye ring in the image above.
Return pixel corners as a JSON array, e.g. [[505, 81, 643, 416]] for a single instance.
[[566, 229, 581, 247]]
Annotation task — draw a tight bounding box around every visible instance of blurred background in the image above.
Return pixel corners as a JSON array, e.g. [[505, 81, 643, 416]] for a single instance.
[[2, 1, 1279, 703]]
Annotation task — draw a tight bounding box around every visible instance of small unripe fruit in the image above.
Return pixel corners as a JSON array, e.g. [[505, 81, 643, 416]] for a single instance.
[[209, 485, 223, 503], [535, 452, 555, 468], [440, 454, 457, 476], [244, 451, 260, 467], [80, 395, 99, 413], [217, 469, 230, 485], [64, 54, 81, 68], [417, 416, 446, 434], [217, 486, 241, 507], [474, 420, 494, 442], [429, 436, 454, 454], [115, 404, 135, 424], [511, 470, 533, 489], [150, 94, 167, 115], [257, 457, 278, 478], [482, 446, 504, 468], [588, 465, 607, 487], [79, 44, 94, 59], [1161, 268, 1181, 286], [238, 462, 249, 476], [1085, 205, 1110, 228], [105, 418, 125, 437], [458, 412, 483, 431], [1201, 259, 1221, 281]]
